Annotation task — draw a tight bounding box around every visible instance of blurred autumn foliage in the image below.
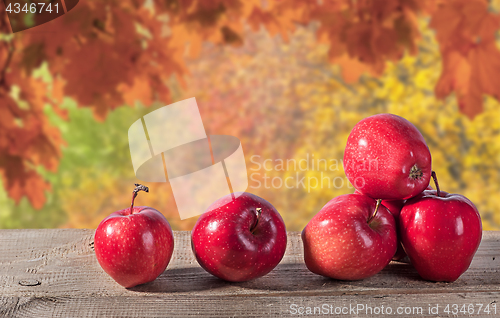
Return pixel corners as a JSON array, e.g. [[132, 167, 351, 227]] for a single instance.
[[0, 0, 500, 230]]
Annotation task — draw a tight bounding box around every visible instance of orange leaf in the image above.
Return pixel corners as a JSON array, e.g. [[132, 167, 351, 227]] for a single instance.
[[462, 0, 500, 42], [331, 53, 372, 84], [457, 85, 483, 119], [468, 41, 500, 101], [118, 76, 153, 106], [51, 77, 65, 104], [429, 1, 463, 42], [435, 50, 471, 100], [345, 23, 376, 65], [0, 157, 51, 210]]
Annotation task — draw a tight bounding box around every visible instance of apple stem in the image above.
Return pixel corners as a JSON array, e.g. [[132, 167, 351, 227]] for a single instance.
[[250, 208, 262, 234], [367, 199, 382, 224], [130, 183, 149, 214], [431, 171, 441, 197]]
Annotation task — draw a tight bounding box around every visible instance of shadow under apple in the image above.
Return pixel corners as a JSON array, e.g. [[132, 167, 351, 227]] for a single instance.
[[128, 267, 227, 294], [128, 260, 494, 295]]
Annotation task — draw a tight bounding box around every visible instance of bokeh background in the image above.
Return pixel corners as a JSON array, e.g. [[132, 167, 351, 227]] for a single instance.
[[1, 0, 500, 231]]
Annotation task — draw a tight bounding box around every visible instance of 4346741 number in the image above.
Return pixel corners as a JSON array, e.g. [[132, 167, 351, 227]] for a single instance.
[[444, 303, 497, 315], [5, 2, 59, 14]]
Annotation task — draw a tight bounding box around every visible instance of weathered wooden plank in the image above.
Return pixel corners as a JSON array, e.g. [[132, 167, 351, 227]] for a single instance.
[[0, 230, 499, 317], [1, 293, 499, 318]]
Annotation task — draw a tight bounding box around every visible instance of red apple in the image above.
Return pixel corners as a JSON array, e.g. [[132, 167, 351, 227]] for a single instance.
[[344, 113, 432, 200], [94, 184, 174, 288], [380, 199, 405, 218], [382, 199, 408, 261], [302, 193, 397, 280], [353, 189, 405, 218], [191, 192, 287, 282], [399, 172, 482, 282], [353, 189, 406, 261], [354, 185, 432, 262], [362, 184, 432, 262]]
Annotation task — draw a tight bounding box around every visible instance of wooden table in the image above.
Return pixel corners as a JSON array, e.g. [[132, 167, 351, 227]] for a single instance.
[[1, 230, 499, 317]]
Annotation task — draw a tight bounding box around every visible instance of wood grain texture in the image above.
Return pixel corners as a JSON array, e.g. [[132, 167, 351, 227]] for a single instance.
[[0, 230, 499, 317]]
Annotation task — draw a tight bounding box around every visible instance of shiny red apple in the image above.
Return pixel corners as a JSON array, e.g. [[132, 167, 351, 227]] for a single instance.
[[381, 198, 407, 261], [382, 184, 433, 261], [353, 189, 405, 218], [302, 193, 397, 280], [353, 189, 406, 261], [399, 172, 482, 282], [344, 113, 432, 200], [94, 184, 174, 288], [191, 192, 287, 282]]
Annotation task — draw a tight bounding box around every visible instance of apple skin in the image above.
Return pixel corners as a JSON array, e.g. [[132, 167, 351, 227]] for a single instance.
[[94, 206, 174, 288], [382, 199, 407, 261], [353, 189, 405, 218], [379, 184, 432, 261], [353, 189, 406, 261], [302, 193, 397, 280], [399, 190, 482, 282], [191, 192, 287, 282], [344, 113, 432, 200]]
